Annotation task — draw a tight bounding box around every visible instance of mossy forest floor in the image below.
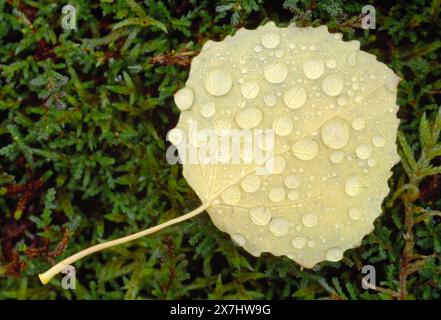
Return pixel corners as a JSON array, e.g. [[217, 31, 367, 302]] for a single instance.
[[0, 0, 440, 299]]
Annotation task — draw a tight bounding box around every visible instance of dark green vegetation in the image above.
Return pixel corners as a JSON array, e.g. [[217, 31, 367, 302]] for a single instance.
[[0, 0, 440, 299]]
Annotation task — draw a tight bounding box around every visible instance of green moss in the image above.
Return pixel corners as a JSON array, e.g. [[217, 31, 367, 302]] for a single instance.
[[0, 0, 440, 299]]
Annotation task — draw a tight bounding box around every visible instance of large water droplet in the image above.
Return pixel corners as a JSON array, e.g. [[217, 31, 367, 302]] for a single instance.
[[269, 186, 286, 202], [240, 173, 261, 193], [250, 207, 272, 226], [269, 217, 289, 236], [261, 32, 280, 49], [273, 116, 294, 136], [292, 138, 319, 160], [372, 135, 385, 147], [303, 59, 324, 79], [325, 247, 343, 261], [174, 87, 194, 110], [200, 101, 216, 118], [355, 144, 372, 160], [204, 68, 233, 96], [284, 175, 301, 189], [221, 185, 241, 205], [231, 234, 246, 246], [241, 82, 260, 99], [284, 86, 307, 109], [264, 62, 288, 83], [322, 74, 344, 96], [302, 213, 318, 227], [345, 175, 362, 197], [292, 237, 306, 249], [348, 208, 362, 220], [321, 118, 350, 149], [235, 106, 263, 129]]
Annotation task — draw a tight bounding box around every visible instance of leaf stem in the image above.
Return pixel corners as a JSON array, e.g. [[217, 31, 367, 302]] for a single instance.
[[38, 201, 211, 285]]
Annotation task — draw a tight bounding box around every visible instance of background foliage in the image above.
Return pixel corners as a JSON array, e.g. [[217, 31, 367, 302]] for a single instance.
[[0, 0, 440, 300]]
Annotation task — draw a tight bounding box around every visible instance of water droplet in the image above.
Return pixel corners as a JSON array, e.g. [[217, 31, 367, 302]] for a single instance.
[[325, 247, 343, 261], [292, 138, 319, 160], [231, 234, 246, 246], [204, 68, 233, 96], [372, 135, 385, 147], [367, 158, 377, 167], [345, 175, 362, 197], [292, 237, 306, 249], [250, 207, 272, 226], [273, 116, 294, 136], [263, 94, 277, 106], [254, 45, 262, 53], [346, 51, 357, 66], [241, 173, 261, 193], [349, 208, 362, 220], [322, 74, 344, 96], [284, 86, 307, 109], [265, 156, 286, 174], [235, 106, 263, 129], [285, 175, 301, 189], [200, 102, 216, 118], [174, 87, 194, 110], [337, 95, 347, 106], [221, 185, 241, 205], [352, 118, 366, 131], [321, 118, 350, 149], [355, 144, 372, 160], [302, 213, 318, 227], [330, 151, 344, 163], [168, 128, 184, 146], [261, 32, 280, 49], [269, 217, 289, 236], [326, 59, 336, 68], [269, 186, 286, 202], [241, 82, 260, 99], [303, 59, 324, 79], [264, 62, 288, 83], [287, 190, 299, 200]]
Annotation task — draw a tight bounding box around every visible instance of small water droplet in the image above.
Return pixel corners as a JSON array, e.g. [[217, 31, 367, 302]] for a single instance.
[[240, 173, 261, 193], [263, 94, 277, 106], [303, 59, 324, 79], [355, 144, 372, 160], [284, 175, 301, 189], [346, 51, 357, 66], [174, 87, 194, 110], [283, 86, 308, 109], [231, 234, 246, 246], [367, 158, 377, 167], [372, 135, 385, 147], [345, 175, 362, 197], [287, 190, 299, 200], [273, 116, 294, 136], [325, 247, 343, 261], [321, 118, 350, 149], [204, 68, 233, 96], [200, 101, 216, 118], [292, 138, 319, 160], [326, 59, 336, 68], [292, 237, 306, 249], [269, 186, 286, 202], [322, 74, 344, 96], [261, 32, 280, 49], [241, 82, 260, 99], [302, 213, 318, 227], [264, 62, 288, 83], [269, 217, 289, 236], [250, 207, 271, 226], [221, 185, 241, 205], [349, 208, 362, 220], [235, 106, 263, 129], [330, 151, 344, 163], [352, 118, 366, 131]]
